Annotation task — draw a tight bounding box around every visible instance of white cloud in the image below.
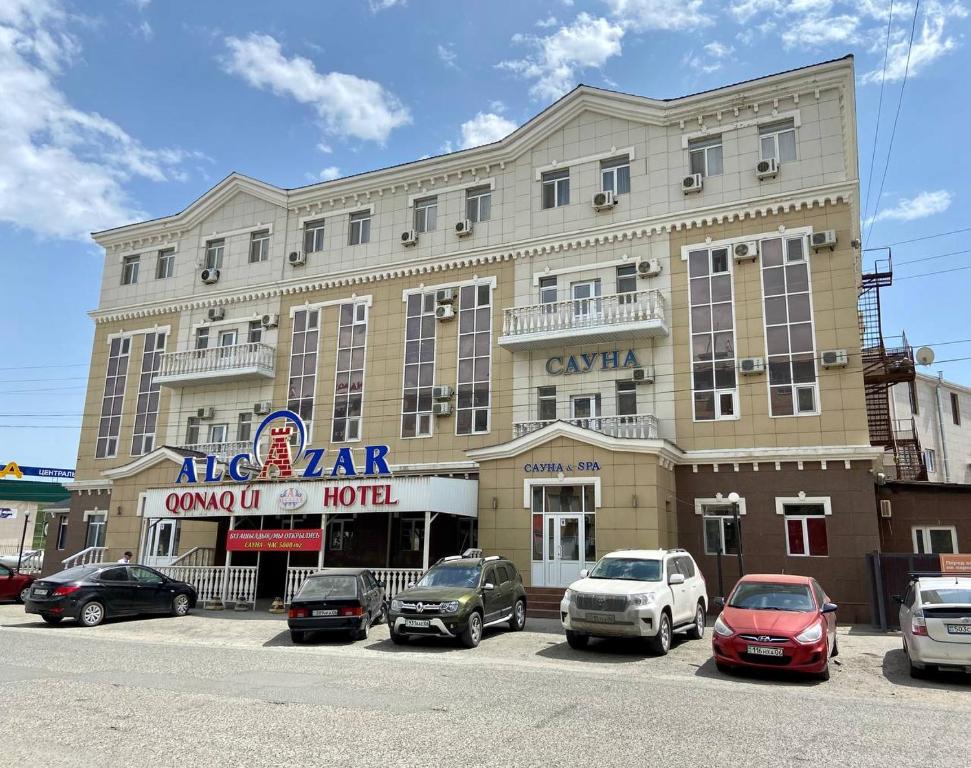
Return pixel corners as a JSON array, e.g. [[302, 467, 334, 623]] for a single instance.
[[489, 99, 506, 113], [684, 40, 735, 72], [367, 0, 404, 11], [222, 33, 411, 144], [537, 16, 559, 28], [459, 112, 517, 148], [498, 13, 625, 101], [437, 43, 457, 69], [317, 166, 341, 181], [605, 0, 713, 31], [316, 141, 333, 154], [0, 0, 199, 240], [135, 20, 153, 40], [780, 12, 860, 48], [869, 189, 952, 223]]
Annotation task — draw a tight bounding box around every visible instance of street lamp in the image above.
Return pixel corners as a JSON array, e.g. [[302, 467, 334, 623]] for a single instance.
[[727, 492, 745, 577]]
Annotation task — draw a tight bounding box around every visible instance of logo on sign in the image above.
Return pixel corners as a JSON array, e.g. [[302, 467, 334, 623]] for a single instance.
[[0, 508, 16, 520], [278, 487, 308, 511]]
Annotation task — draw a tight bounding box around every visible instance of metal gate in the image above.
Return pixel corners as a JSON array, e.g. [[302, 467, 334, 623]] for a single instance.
[[867, 552, 940, 630]]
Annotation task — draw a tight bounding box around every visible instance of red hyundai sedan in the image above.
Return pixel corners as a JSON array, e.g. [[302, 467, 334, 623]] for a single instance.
[[712, 574, 838, 680]]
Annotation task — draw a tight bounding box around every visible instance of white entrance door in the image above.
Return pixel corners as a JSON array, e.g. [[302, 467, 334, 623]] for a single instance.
[[143, 519, 180, 566], [531, 485, 596, 587], [571, 280, 602, 321], [546, 514, 582, 586]]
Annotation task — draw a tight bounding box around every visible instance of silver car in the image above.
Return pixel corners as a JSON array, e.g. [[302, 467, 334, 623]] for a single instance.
[[897, 574, 971, 678]]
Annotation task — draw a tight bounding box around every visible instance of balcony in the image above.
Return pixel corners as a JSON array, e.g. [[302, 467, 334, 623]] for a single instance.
[[499, 289, 668, 350], [155, 342, 275, 386], [513, 414, 659, 440], [182, 441, 251, 460]]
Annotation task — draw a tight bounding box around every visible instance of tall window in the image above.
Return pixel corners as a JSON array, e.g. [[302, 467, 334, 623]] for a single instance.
[[456, 283, 492, 434], [330, 519, 353, 551], [96, 336, 131, 458], [688, 136, 723, 177], [688, 247, 736, 421], [204, 239, 224, 270], [85, 512, 107, 548], [348, 211, 370, 245], [122, 255, 140, 285], [185, 416, 200, 446], [247, 320, 263, 344], [56, 516, 69, 550], [237, 412, 252, 442], [538, 276, 557, 305], [616, 380, 637, 417], [700, 502, 740, 556], [303, 219, 326, 253], [195, 327, 209, 350], [541, 169, 570, 209], [537, 386, 556, 421], [249, 230, 270, 263], [131, 331, 166, 456], [400, 517, 425, 552], [414, 197, 438, 233], [951, 392, 961, 425], [156, 248, 175, 279], [287, 308, 319, 432], [761, 236, 817, 416], [913, 526, 957, 555], [924, 448, 936, 473], [332, 302, 368, 442], [781, 500, 828, 557], [401, 292, 436, 438], [759, 119, 797, 163], [601, 155, 631, 194], [466, 186, 492, 223], [616, 263, 637, 304], [207, 423, 229, 444]]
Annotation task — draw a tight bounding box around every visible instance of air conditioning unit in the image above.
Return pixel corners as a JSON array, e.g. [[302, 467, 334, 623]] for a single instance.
[[455, 219, 473, 237], [733, 241, 759, 262], [811, 230, 838, 250], [197, 407, 215, 420], [637, 259, 662, 278], [253, 401, 272, 416], [207, 307, 225, 322], [632, 366, 654, 384], [200, 268, 220, 284], [432, 402, 452, 417], [879, 499, 892, 519], [401, 230, 418, 247], [592, 190, 617, 211], [436, 287, 456, 305], [288, 251, 306, 266], [435, 304, 455, 321], [432, 385, 454, 400], [756, 158, 779, 179], [739, 357, 765, 375], [682, 173, 703, 194], [820, 349, 848, 368], [261, 313, 279, 329]]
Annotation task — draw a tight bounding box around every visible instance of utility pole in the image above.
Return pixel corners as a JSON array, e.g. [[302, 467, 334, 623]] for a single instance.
[[16, 512, 30, 574]]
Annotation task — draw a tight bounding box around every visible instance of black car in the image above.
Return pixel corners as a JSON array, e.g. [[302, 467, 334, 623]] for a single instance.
[[25, 563, 197, 627], [287, 568, 386, 643]]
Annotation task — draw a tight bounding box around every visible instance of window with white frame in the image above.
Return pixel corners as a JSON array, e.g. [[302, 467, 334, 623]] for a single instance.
[[185, 416, 200, 445], [699, 502, 741, 555], [249, 230, 270, 263], [130, 331, 166, 456], [96, 336, 131, 458], [571, 279, 602, 319], [600, 155, 631, 194], [538, 276, 557, 305], [414, 196, 438, 233], [332, 302, 368, 442], [237, 412, 252, 442], [85, 512, 107, 549], [779, 499, 829, 557], [303, 219, 326, 253], [348, 211, 371, 245], [247, 320, 263, 344], [56, 516, 69, 550], [456, 282, 492, 434], [537, 386, 556, 421], [616, 263, 637, 297], [616, 380, 637, 417], [688, 136, 723, 177], [329, 519, 353, 551], [207, 423, 229, 445], [204, 239, 224, 270], [122, 255, 140, 285], [913, 526, 957, 555], [195, 327, 209, 350], [761, 236, 818, 416], [399, 517, 424, 552], [466, 186, 492, 223], [156, 248, 175, 279], [541, 169, 570, 209], [688, 247, 736, 421], [287, 308, 319, 433], [759, 119, 797, 163], [924, 448, 936, 473], [401, 292, 436, 438]]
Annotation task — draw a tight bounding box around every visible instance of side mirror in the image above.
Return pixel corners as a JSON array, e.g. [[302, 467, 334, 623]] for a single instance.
[[579, 569, 589, 579], [892, 594, 903, 606], [668, 573, 685, 586], [482, 582, 495, 591], [712, 596, 726, 613], [821, 602, 838, 614]]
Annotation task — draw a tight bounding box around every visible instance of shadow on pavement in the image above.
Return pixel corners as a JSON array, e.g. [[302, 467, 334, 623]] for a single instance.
[[263, 628, 361, 648], [534, 635, 684, 664], [881, 648, 971, 690], [693, 656, 826, 687]]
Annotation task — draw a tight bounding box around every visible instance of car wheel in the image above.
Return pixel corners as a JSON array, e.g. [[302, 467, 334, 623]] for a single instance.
[[290, 630, 306, 644], [41, 615, 63, 626], [171, 593, 191, 617], [79, 601, 105, 628], [817, 662, 831, 682], [460, 611, 483, 648], [354, 617, 370, 641], [648, 612, 672, 655], [508, 599, 526, 632], [377, 603, 388, 625], [18, 586, 30, 604], [715, 661, 733, 675], [831, 635, 839, 658], [389, 625, 408, 645], [686, 602, 706, 640], [566, 630, 589, 650], [909, 659, 930, 679]]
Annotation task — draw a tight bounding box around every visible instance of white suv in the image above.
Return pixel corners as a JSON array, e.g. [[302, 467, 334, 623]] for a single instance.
[[560, 549, 708, 654]]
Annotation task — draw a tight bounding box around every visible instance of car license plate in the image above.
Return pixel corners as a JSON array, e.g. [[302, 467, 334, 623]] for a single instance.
[[746, 645, 784, 657], [584, 613, 616, 624], [32, 587, 48, 596], [404, 619, 430, 628], [946, 624, 971, 635], [312, 609, 337, 617]]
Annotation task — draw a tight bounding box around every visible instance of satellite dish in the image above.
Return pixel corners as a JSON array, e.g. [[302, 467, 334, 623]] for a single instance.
[[916, 347, 935, 366]]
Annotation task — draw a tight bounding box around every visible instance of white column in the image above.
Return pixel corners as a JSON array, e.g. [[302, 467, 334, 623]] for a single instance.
[[422, 510, 431, 571], [318, 514, 327, 569], [222, 515, 235, 603]]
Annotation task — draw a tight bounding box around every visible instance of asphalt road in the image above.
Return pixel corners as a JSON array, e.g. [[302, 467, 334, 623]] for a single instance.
[[1, 604, 969, 768]]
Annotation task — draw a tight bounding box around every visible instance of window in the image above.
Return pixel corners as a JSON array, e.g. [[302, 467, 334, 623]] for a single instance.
[[122, 255, 140, 285], [303, 219, 326, 253], [456, 282, 492, 434], [85, 512, 107, 548], [601, 155, 630, 195], [195, 327, 209, 350], [537, 386, 557, 421], [538, 276, 557, 305], [130, 566, 163, 585], [287, 308, 319, 433], [571, 280, 602, 319], [541, 169, 570, 209], [249, 230, 270, 263], [466, 186, 492, 223], [688, 136, 723, 177], [909, 381, 919, 415], [616, 263, 637, 297], [207, 423, 229, 444], [688, 247, 736, 421], [759, 119, 797, 163], [56, 516, 69, 550], [571, 394, 601, 426], [616, 380, 637, 417], [96, 336, 131, 458], [237, 412, 252, 442], [100, 567, 129, 582], [761, 236, 818, 416], [204, 239, 224, 270], [348, 211, 370, 245], [924, 448, 936, 473], [185, 417, 200, 446], [781, 501, 829, 557], [247, 320, 263, 344], [156, 248, 175, 279], [913, 527, 957, 555], [401, 292, 436, 438], [414, 196, 438, 233], [332, 302, 368, 442], [951, 392, 961, 425], [131, 331, 166, 456], [700, 502, 740, 555], [400, 517, 424, 552], [218, 329, 237, 349], [329, 519, 353, 551]]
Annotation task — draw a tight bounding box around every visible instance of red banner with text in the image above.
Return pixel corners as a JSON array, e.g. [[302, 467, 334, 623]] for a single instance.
[[226, 528, 323, 552]]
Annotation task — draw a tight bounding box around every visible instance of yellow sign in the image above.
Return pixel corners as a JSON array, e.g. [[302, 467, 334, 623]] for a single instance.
[[0, 462, 23, 479]]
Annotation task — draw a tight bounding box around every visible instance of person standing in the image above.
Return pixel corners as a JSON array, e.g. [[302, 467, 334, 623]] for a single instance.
[[117, 551, 133, 564]]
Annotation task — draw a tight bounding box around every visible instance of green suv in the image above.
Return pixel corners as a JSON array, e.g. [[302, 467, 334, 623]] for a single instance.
[[388, 553, 527, 648]]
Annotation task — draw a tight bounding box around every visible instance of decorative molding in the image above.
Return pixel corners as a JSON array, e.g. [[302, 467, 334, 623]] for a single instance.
[[298, 205, 373, 228], [534, 146, 636, 180], [401, 275, 497, 302], [407, 178, 495, 208], [64, 480, 113, 492], [680, 109, 801, 148], [289, 293, 373, 317], [100, 447, 192, 481], [199, 222, 273, 246]]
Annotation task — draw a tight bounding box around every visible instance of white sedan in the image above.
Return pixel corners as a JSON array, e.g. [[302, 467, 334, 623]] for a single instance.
[[897, 574, 971, 678]]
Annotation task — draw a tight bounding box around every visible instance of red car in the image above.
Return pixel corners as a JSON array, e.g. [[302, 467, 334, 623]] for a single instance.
[[0, 563, 35, 604], [711, 574, 838, 680]]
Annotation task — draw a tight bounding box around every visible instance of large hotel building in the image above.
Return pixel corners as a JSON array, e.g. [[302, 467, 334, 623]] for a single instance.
[[49, 55, 884, 621]]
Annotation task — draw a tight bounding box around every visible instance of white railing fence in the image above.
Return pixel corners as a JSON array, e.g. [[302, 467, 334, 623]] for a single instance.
[[19, 550, 44, 573], [158, 565, 258, 607], [182, 441, 250, 461], [158, 342, 275, 379], [513, 414, 659, 440], [169, 546, 216, 567], [285, 566, 425, 604], [62, 546, 106, 568], [502, 289, 665, 337]]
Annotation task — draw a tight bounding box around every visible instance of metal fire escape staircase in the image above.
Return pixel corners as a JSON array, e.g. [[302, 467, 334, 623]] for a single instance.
[[858, 251, 926, 480]]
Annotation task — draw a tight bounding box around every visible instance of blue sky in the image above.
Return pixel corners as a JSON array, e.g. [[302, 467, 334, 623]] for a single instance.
[[1, 0, 969, 468]]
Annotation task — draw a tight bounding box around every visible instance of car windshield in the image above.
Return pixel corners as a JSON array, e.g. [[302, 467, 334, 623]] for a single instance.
[[297, 576, 358, 600], [415, 565, 481, 588], [589, 558, 662, 582], [921, 587, 971, 605], [729, 582, 815, 611]]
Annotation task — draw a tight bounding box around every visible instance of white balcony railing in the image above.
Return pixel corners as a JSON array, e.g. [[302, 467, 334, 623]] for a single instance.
[[499, 289, 667, 350], [155, 342, 275, 386], [157, 565, 258, 607], [183, 441, 251, 460], [513, 414, 659, 440], [285, 566, 425, 604], [62, 546, 106, 569]]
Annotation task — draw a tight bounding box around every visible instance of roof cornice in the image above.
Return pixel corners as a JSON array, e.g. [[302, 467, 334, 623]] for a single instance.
[[100, 448, 188, 481]]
